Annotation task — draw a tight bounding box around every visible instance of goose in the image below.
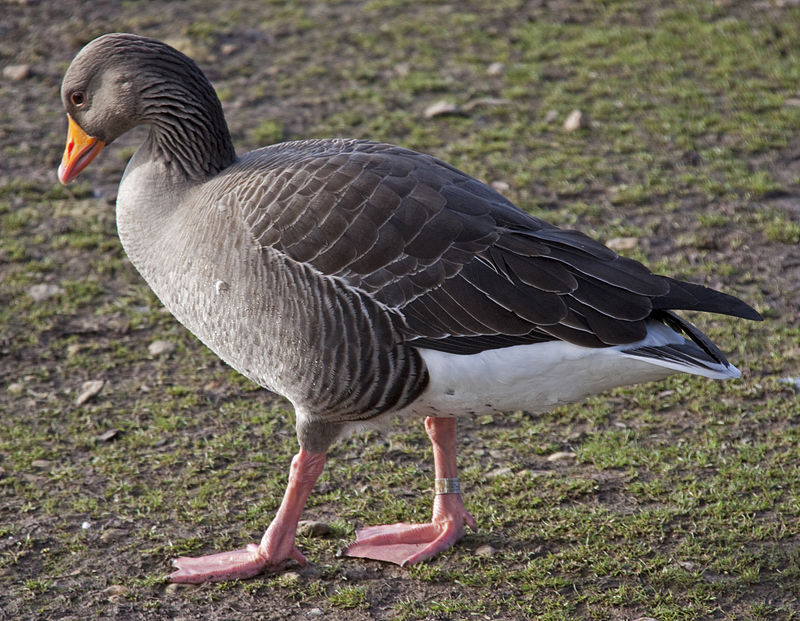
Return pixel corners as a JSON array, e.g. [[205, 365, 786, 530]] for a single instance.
[[58, 33, 761, 584]]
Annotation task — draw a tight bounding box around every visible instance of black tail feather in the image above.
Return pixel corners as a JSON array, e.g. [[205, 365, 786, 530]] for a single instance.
[[655, 277, 762, 321]]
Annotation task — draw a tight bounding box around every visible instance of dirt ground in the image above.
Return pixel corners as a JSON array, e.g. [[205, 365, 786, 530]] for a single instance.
[[1, 1, 799, 620]]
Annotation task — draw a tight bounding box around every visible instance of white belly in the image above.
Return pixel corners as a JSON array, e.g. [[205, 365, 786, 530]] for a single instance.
[[405, 341, 675, 416]]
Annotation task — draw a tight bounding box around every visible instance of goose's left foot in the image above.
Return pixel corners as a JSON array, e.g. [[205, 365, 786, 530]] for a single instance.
[[345, 416, 476, 566], [345, 493, 476, 565]]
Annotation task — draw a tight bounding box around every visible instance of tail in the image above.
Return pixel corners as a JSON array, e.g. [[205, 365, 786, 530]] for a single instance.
[[654, 277, 762, 321], [619, 310, 743, 380]]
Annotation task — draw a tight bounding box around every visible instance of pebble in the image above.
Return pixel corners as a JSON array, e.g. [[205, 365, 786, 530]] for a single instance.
[[307, 608, 324, 617], [27, 283, 63, 302], [563, 109, 590, 132], [3, 64, 30, 81], [486, 466, 513, 478], [7, 382, 24, 396], [100, 528, 128, 542], [75, 379, 104, 406], [474, 544, 497, 557], [461, 97, 510, 112], [543, 109, 559, 123], [203, 380, 226, 394], [66, 343, 85, 356], [297, 520, 332, 537], [526, 469, 555, 478], [97, 428, 121, 442], [605, 236, 639, 252], [547, 451, 576, 462], [31, 459, 52, 469], [148, 340, 176, 356], [486, 61, 505, 76], [163, 37, 203, 61], [423, 100, 461, 118], [280, 571, 301, 585], [490, 180, 511, 193], [103, 584, 129, 603]]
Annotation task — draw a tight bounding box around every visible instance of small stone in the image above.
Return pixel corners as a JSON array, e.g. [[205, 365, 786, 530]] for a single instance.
[[100, 528, 128, 542], [104, 584, 129, 603], [632, 618, 659, 621], [215, 280, 230, 294], [163, 37, 203, 60], [563, 109, 590, 132], [3, 64, 31, 81], [461, 97, 511, 111], [606, 236, 639, 252], [490, 180, 511, 193], [82, 521, 92, 530], [168, 584, 201, 596], [27, 283, 63, 302], [220, 43, 237, 55], [307, 608, 324, 617], [66, 343, 85, 356], [97, 428, 121, 442], [526, 469, 555, 478], [474, 544, 497, 557], [148, 340, 175, 356], [31, 459, 52, 469], [75, 379, 104, 406], [547, 451, 575, 462], [203, 380, 226, 393], [423, 100, 461, 118], [279, 571, 301, 585], [7, 382, 24, 396], [297, 520, 331, 537], [486, 61, 505, 76], [486, 466, 513, 478], [543, 109, 559, 123]]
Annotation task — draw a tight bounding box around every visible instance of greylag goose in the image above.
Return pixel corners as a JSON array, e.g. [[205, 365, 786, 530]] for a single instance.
[[58, 33, 761, 583]]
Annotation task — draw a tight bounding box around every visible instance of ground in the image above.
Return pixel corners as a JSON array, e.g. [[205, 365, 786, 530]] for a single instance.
[[1, 1, 799, 619]]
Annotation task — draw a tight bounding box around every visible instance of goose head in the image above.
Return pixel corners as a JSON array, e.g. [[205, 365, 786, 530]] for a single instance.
[[58, 33, 235, 184]]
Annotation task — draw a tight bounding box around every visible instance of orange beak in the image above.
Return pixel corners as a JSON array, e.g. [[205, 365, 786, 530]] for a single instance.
[[58, 114, 106, 184]]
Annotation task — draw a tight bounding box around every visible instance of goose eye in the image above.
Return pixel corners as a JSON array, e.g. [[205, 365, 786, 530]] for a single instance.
[[70, 91, 86, 107]]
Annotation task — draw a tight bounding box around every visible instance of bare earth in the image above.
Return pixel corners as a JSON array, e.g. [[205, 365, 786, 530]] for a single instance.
[[1, 1, 799, 620]]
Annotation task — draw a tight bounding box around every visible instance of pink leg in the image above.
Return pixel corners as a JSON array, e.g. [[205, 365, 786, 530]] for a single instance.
[[170, 449, 326, 583], [345, 416, 476, 566]]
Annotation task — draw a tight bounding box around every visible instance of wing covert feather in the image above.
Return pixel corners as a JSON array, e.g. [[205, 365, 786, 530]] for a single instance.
[[224, 139, 755, 354]]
